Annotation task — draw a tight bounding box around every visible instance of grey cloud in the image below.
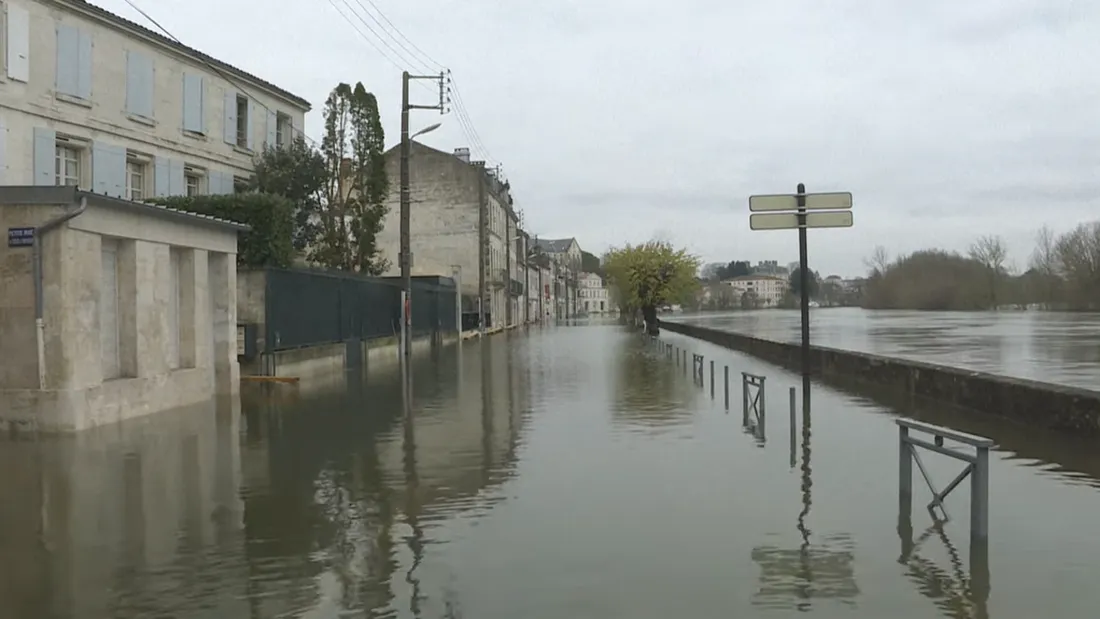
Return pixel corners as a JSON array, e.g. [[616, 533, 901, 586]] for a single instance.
[[100, 0, 1100, 276]]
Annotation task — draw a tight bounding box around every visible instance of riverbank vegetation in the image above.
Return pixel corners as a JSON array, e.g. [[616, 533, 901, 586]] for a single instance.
[[862, 222, 1100, 311], [604, 241, 700, 334]]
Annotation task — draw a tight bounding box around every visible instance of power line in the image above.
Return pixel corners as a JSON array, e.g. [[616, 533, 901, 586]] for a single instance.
[[327, 0, 497, 164]]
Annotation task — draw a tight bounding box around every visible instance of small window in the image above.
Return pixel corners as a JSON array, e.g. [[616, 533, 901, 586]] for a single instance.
[[275, 112, 292, 148], [235, 94, 249, 148], [185, 172, 201, 196], [55, 144, 81, 186], [126, 155, 147, 201]]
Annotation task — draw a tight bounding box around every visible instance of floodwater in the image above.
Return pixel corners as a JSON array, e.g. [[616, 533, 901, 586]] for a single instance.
[[675, 308, 1100, 390], [4, 324, 1100, 618]]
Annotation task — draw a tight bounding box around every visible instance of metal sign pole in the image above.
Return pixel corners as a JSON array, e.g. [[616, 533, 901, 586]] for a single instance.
[[797, 183, 810, 379]]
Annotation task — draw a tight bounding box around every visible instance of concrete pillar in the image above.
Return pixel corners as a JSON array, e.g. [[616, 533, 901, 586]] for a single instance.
[[207, 252, 239, 396]]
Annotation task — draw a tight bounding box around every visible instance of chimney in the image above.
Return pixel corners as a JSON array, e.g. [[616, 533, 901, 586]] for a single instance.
[[454, 147, 471, 163], [472, 160, 485, 168]]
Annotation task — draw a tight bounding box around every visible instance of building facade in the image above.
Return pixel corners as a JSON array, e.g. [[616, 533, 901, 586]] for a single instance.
[[578, 272, 610, 314], [534, 237, 582, 319], [1, 0, 310, 196], [376, 142, 524, 330], [723, 274, 787, 308], [0, 187, 243, 432]]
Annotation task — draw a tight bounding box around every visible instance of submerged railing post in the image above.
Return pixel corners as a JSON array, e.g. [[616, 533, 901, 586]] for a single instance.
[[709, 360, 714, 398], [896, 418, 993, 542], [899, 424, 912, 521], [723, 365, 730, 410]]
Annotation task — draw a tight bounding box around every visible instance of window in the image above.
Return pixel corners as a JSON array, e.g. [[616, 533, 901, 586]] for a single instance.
[[185, 171, 202, 196], [235, 94, 249, 147], [126, 155, 147, 201], [276, 112, 292, 148], [56, 24, 92, 100], [55, 144, 80, 186]]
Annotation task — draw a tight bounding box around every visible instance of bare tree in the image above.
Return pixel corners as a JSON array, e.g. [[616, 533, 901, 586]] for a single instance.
[[968, 235, 1008, 308], [1027, 225, 1061, 308], [863, 245, 891, 277], [1054, 222, 1100, 309]]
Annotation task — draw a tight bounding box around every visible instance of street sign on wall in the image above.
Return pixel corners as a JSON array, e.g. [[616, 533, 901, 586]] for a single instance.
[[748, 191, 853, 213], [7, 227, 34, 247], [749, 210, 854, 231]]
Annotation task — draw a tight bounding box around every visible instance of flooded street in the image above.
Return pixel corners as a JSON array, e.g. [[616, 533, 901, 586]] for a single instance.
[[675, 308, 1100, 390], [4, 324, 1100, 617]]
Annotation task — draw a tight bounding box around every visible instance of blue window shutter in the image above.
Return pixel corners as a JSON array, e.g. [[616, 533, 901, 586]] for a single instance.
[[111, 146, 126, 198], [265, 109, 276, 148], [33, 128, 56, 186], [154, 157, 170, 197], [182, 73, 204, 133], [223, 90, 237, 145], [207, 170, 221, 194], [77, 30, 93, 99], [126, 51, 153, 117], [246, 101, 256, 151], [92, 142, 110, 194], [93, 142, 125, 197], [168, 159, 186, 195], [55, 25, 79, 96]]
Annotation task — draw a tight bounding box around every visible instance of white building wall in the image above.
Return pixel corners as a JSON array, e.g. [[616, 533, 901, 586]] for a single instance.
[[0, 0, 308, 193], [724, 275, 786, 307]]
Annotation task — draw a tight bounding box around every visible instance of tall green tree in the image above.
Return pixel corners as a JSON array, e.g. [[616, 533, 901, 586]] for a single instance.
[[604, 241, 700, 335], [316, 82, 390, 273], [789, 267, 819, 300], [581, 250, 603, 275], [251, 136, 326, 253]]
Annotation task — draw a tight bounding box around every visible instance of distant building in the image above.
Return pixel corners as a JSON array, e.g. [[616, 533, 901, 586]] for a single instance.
[[5, 0, 309, 195], [534, 237, 583, 318], [578, 272, 611, 315], [375, 142, 526, 329], [723, 275, 787, 307], [752, 260, 789, 278]]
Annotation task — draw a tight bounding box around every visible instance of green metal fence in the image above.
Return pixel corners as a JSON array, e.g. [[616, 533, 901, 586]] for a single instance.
[[263, 267, 457, 352]]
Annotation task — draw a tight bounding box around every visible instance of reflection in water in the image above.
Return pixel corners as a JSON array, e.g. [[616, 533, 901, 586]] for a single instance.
[[752, 536, 860, 609], [898, 519, 991, 619], [612, 337, 697, 432]]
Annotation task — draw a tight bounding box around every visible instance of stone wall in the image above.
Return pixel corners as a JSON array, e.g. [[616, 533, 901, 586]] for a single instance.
[[661, 320, 1100, 437]]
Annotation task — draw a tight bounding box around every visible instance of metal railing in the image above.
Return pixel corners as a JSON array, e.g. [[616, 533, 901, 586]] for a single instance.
[[742, 372, 766, 438], [897, 418, 992, 541]]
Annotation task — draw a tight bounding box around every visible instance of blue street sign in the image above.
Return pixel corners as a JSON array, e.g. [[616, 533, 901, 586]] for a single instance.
[[7, 227, 34, 247]]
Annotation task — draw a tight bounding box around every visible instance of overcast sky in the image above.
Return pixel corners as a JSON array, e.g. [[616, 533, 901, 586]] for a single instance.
[[106, 0, 1099, 277]]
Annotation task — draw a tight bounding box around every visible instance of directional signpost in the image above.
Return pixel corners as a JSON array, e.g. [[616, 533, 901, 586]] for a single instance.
[[749, 184, 853, 380]]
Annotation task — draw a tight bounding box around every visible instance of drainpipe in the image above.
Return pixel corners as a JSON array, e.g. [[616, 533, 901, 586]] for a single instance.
[[33, 197, 88, 390]]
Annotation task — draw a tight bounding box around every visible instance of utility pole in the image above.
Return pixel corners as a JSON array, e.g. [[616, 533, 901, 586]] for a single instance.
[[400, 70, 445, 362]]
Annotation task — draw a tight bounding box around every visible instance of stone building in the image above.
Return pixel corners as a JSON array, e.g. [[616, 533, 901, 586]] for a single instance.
[[579, 271, 610, 315], [2, 0, 309, 194], [376, 142, 525, 330], [0, 187, 243, 432]]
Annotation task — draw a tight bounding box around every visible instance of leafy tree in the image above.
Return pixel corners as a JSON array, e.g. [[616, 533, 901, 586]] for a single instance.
[[740, 290, 761, 310], [581, 250, 603, 275], [251, 137, 326, 253], [316, 82, 389, 274], [724, 260, 752, 278], [604, 240, 700, 335], [788, 267, 819, 300], [154, 194, 294, 268]]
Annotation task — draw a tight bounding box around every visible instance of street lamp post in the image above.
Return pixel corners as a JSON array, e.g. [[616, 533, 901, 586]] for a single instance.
[[399, 70, 445, 363]]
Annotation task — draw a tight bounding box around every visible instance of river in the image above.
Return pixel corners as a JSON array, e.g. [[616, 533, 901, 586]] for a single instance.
[[673, 308, 1100, 390], [2, 324, 1100, 617]]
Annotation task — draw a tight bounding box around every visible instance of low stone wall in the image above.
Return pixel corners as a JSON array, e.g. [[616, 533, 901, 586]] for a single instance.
[[661, 320, 1100, 437]]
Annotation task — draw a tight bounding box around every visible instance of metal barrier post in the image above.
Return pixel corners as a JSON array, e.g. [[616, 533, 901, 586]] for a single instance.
[[709, 360, 715, 398], [896, 418, 993, 541], [724, 366, 729, 410], [741, 372, 749, 425]]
